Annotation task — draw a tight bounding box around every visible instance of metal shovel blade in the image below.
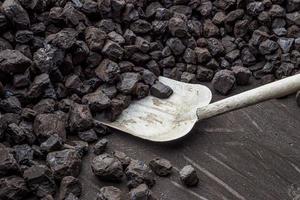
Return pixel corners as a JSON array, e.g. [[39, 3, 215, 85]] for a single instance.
[[96, 77, 212, 142]]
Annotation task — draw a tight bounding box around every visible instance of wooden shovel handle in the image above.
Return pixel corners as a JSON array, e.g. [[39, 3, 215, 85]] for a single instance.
[[197, 74, 300, 121]]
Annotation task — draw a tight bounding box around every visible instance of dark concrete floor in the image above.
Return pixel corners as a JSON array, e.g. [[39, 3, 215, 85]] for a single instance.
[[80, 80, 300, 200]]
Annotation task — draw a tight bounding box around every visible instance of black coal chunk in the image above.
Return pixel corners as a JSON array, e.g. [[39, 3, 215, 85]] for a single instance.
[[196, 66, 214, 82], [102, 40, 124, 61], [125, 159, 155, 189], [23, 165, 56, 198], [117, 72, 141, 94], [212, 70, 236, 95], [95, 59, 120, 84], [259, 39, 279, 55], [58, 176, 82, 200], [130, 19, 152, 34], [46, 28, 78, 50], [166, 37, 186, 56], [0, 147, 19, 176], [128, 183, 157, 200], [91, 153, 124, 182], [93, 138, 108, 155], [179, 165, 199, 187], [34, 113, 66, 142], [150, 81, 173, 99], [232, 66, 252, 85], [113, 151, 131, 169], [33, 45, 64, 74], [46, 149, 82, 180], [0, 176, 29, 200], [26, 73, 52, 100], [96, 186, 122, 200], [78, 129, 98, 143], [0, 50, 32, 74], [0, 96, 22, 114], [168, 16, 189, 38], [13, 144, 34, 166], [149, 158, 172, 176], [6, 123, 27, 145], [68, 103, 93, 133], [33, 98, 56, 114], [2, 0, 30, 29], [40, 134, 63, 153]]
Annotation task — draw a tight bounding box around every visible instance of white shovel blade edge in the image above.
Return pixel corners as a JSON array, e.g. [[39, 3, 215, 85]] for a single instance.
[[96, 76, 212, 142]]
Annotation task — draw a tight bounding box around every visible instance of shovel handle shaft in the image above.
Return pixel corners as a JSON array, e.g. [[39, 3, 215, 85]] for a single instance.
[[197, 74, 300, 121]]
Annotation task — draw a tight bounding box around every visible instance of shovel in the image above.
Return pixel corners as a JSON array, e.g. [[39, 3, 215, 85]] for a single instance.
[[96, 74, 300, 142]]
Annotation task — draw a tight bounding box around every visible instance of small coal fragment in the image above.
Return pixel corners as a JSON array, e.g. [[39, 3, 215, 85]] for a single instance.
[[13, 144, 33, 165], [232, 66, 252, 86], [0, 176, 29, 200], [168, 16, 189, 38], [78, 129, 98, 143], [212, 70, 236, 95], [102, 40, 124, 60], [166, 37, 186, 56], [40, 134, 63, 153], [46, 149, 82, 180], [26, 73, 52, 100], [113, 151, 131, 169], [105, 98, 124, 121], [125, 159, 155, 189], [66, 140, 89, 158], [6, 123, 27, 145], [34, 113, 66, 142], [134, 83, 150, 99], [2, 0, 30, 29], [142, 70, 158, 85], [179, 165, 199, 187], [0, 147, 19, 176], [181, 72, 196, 83], [130, 19, 152, 34], [95, 59, 120, 84], [259, 39, 279, 55], [196, 66, 214, 82], [149, 158, 172, 176], [128, 183, 157, 200], [46, 28, 78, 50], [69, 103, 93, 133], [150, 81, 173, 99], [33, 45, 64, 74], [195, 47, 212, 63], [96, 186, 122, 200], [0, 96, 22, 114], [275, 62, 295, 79], [93, 138, 108, 155], [58, 176, 82, 200], [33, 98, 56, 114], [0, 50, 32, 74], [82, 90, 111, 112], [23, 165, 56, 198], [207, 38, 224, 56], [117, 72, 141, 94], [91, 153, 123, 182]]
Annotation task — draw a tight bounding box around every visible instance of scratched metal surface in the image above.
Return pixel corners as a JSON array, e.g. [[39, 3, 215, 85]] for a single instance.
[[79, 80, 300, 200]]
